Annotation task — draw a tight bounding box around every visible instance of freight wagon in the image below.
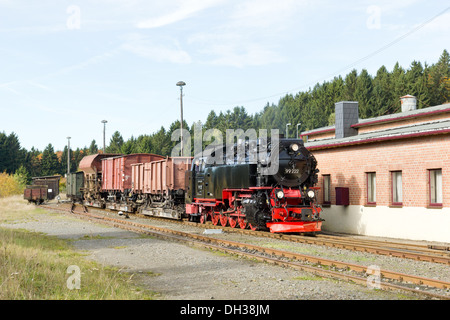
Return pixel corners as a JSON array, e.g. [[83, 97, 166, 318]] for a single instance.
[[131, 156, 192, 219]]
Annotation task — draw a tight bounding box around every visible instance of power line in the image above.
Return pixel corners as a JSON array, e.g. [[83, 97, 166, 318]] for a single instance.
[[191, 6, 450, 108]]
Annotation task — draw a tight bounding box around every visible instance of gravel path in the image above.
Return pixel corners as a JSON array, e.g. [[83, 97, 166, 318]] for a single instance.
[[3, 207, 448, 300]]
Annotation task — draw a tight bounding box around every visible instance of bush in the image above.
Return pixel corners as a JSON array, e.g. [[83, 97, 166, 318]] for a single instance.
[[0, 172, 24, 198]]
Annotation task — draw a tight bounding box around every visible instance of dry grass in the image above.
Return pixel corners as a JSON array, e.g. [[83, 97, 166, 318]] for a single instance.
[[0, 195, 44, 223], [0, 196, 157, 300]]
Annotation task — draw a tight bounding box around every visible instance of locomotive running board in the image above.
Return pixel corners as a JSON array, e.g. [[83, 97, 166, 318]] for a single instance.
[[140, 208, 182, 220], [266, 221, 322, 233]]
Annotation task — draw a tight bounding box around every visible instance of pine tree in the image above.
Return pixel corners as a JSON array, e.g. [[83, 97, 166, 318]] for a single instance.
[[88, 140, 98, 155], [372, 65, 392, 115], [406, 61, 429, 108], [354, 69, 374, 118], [41, 144, 59, 176], [391, 62, 407, 112], [343, 69, 358, 101], [428, 49, 450, 105], [106, 131, 124, 153]]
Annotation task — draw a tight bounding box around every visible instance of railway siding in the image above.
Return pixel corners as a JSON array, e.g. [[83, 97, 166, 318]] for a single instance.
[[0, 200, 422, 300], [49, 202, 450, 298]]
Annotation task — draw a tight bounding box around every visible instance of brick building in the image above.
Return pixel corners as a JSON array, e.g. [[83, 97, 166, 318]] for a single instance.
[[302, 97, 450, 243]]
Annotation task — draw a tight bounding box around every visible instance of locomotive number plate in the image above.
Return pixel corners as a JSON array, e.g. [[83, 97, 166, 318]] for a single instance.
[[285, 168, 299, 174]]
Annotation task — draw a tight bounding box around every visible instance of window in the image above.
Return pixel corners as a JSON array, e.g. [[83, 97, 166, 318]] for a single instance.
[[323, 175, 331, 204], [366, 172, 376, 204], [391, 171, 402, 205], [429, 169, 442, 206]]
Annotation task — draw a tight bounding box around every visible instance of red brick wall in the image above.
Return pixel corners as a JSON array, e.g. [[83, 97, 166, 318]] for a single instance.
[[311, 134, 450, 208]]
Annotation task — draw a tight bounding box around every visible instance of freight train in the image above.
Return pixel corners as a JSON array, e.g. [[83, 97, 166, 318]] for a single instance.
[[62, 137, 323, 233]]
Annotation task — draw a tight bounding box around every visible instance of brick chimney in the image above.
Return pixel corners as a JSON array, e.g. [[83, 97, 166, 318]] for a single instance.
[[335, 101, 359, 139]]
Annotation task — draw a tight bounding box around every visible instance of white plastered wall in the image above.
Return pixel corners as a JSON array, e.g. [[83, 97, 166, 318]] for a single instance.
[[320, 205, 450, 243]]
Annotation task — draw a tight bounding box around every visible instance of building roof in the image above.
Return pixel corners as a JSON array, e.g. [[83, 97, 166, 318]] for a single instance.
[[301, 102, 450, 137], [305, 115, 450, 150]]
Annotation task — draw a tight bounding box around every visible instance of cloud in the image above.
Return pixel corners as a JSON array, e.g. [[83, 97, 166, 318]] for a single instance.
[[136, 0, 224, 28], [190, 33, 284, 67], [0, 82, 20, 95], [186, 0, 306, 67], [121, 34, 191, 64]]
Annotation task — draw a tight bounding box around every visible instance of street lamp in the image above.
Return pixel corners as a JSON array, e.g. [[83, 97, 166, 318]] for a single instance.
[[101, 120, 107, 153], [67, 137, 71, 175], [286, 123, 291, 138], [176, 81, 186, 156], [296, 123, 301, 139]]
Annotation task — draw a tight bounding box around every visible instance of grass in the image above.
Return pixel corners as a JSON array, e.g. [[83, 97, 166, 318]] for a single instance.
[[0, 196, 157, 300]]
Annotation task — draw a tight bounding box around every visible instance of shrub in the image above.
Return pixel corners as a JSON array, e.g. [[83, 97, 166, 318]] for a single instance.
[[0, 172, 24, 198]]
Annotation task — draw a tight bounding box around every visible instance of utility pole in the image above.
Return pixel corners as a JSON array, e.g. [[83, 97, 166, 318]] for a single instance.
[[67, 136, 71, 175], [101, 120, 107, 153], [176, 81, 186, 156]]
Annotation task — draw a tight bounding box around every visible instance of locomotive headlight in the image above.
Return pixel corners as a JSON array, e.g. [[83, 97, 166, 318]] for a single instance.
[[290, 143, 299, 152], [276, 190, 284, 199], [307, 189, 315, 199]]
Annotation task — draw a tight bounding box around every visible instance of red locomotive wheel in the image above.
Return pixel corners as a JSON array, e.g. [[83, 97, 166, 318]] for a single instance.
[[228, 217, 237, 228], [200, 213, 206, 224], [212, 214, 219, 226], [238, 218, 247, 229], [220, 215, 228, 227], [249, 223, 258, 231]]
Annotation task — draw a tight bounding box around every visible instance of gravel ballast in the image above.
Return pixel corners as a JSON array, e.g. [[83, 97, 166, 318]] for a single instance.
[[2, 206, 449, 300]]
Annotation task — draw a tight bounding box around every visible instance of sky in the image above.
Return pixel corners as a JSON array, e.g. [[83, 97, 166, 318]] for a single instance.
[[0, 0, 449, 152]]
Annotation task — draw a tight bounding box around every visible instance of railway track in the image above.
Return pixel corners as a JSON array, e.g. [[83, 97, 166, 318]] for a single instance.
[[127, 209, 450, 266], [43, 203, 450, 300]]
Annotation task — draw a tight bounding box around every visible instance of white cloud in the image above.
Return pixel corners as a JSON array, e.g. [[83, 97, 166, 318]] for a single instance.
[[136, 0, 224, 28], [187, 0, 306, 67], [231, 0, 304, 29], [191, 33, 284, 67], [121, 34, 191, 64], [0, 81, 20, 95]]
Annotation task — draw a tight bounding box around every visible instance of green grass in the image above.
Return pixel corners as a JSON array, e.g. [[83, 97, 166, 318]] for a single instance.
[[0, 227, 156, 299]]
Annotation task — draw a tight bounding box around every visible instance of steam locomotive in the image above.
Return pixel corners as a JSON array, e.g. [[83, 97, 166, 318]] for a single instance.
[[185, 137, 323, 233], [65, 137, 323, 233]]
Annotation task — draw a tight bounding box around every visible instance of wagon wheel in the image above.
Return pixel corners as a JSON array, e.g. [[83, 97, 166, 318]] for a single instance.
[[228, 216, 237, 228]]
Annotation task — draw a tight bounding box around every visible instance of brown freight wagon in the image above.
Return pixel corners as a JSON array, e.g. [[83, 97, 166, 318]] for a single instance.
[[131, 156, 192, 194], [101, 153, 165, 212], [131, 156, 192, 219], [102, 153, 165, 192], [31, 175, 61, 200], [24, 185, 48, 204], [78, 153, 121, 207]]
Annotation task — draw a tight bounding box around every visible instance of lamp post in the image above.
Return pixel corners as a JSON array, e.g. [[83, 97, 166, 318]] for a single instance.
[[67, 136, 71, 175], [101, 120, 107, 153], [296, 123, 301, 139], [286, 123, 291, 138], [176, 81, 186, 156]]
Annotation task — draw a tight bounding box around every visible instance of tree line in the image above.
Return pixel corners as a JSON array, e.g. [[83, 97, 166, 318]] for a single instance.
[[1, 50, 449, 183]]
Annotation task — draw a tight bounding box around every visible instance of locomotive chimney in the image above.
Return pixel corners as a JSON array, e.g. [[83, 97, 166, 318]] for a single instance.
[[400, 95, 417, 112], [335, 101, 359, 139]]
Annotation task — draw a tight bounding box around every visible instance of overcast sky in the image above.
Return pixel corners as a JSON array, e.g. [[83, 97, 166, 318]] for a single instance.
[[1, 0, 449, 151]]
